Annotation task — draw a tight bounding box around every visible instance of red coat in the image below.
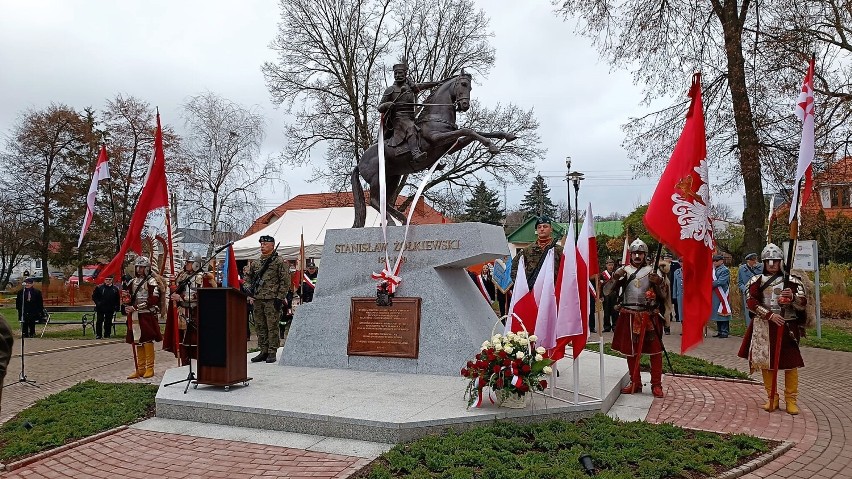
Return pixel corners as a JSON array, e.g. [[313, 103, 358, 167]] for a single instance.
[[737, 276, 805, 370]]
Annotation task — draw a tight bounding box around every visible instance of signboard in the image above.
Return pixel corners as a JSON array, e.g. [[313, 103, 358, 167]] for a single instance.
[[347, 297, 421, 358], [783, 240, 818, 272]]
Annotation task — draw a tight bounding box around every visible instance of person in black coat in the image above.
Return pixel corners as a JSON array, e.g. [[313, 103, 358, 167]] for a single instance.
[[15, 277, 44, 338], [92, 275, 121, 339]]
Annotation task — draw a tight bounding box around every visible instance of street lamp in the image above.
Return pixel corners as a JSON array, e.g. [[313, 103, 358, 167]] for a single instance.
[[567, 170, 585, 242], [565, 157, 572, 231]]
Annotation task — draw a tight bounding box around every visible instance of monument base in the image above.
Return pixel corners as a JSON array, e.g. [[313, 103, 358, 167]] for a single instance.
[[156, 351, 628, 444]]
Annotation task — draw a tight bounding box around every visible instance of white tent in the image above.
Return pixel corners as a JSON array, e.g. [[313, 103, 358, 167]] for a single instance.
[[231, 207, 394, 261]]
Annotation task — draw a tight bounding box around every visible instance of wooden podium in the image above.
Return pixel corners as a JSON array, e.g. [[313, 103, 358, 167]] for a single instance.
[[196, 288, 252, 389]]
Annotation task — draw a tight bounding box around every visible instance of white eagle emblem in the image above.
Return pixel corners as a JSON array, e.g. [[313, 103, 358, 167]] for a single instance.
[[670, 159, 714, 249]]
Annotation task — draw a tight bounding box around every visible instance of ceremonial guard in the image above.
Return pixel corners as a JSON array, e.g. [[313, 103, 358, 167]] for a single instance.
[[378, 62, 440, 163], [710, 254, 732, 337], [510, 216, 563, 286], [737, 253, 762, 326], [168, 256, 205, 363], [603, 239, 669, 398], [123, 256, 164, 379], [738, 243, 807, 414], [600, 258, 617, 332], [246, 235, 291, 364]]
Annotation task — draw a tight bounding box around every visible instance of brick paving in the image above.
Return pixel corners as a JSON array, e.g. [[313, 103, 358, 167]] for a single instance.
[[2, 321, 851, 478]]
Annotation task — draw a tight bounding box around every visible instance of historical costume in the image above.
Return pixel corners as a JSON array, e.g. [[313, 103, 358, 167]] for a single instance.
[[738, 243, 807, 415], [377, 63, 440, 163], [604, 239, 669, 398], [123, 256, 165, 379], [246, 235, 291, 364], [711, 254, 731, 337]]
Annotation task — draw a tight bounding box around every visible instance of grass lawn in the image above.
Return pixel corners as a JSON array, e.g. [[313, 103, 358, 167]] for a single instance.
[[0, 306, 127, 340], [585, 342, 751, 380], [0, 380, 157, 462], [721, 315, 852, 353], [353, 416, 773, 479]]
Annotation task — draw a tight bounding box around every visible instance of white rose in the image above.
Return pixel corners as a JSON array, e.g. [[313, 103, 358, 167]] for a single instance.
[[481, 341, 490, 350], [518, 331, 528, 338], [519, 338, 529, 346], [535, 354, 544, 361], [529, 335, 538, 342], [515, 351, 524, 359], [536, 346, 546, 354], [492, 334, 502, 342], [543, 366, 553, 374], [504, 346, 513, 354]]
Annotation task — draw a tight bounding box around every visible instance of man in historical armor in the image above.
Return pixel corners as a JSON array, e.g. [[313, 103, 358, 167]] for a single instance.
[[377, 63, 441, 163], [168, 255, 205, 363], [510, 216, 563, 286], [603, 238, 669, 398], [123, 256, 164, 379], [738, 243, 807, 415], [246, 235, 291, 364]]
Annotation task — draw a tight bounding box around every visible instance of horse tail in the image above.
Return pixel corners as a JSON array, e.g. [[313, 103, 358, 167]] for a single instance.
[[351, 166, 366, 228]]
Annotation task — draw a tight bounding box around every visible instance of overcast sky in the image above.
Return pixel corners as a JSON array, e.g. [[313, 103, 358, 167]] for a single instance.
[[0, 0, 743, 220]]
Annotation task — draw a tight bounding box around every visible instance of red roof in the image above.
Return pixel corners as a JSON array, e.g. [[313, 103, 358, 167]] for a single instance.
[[243, 192, 450, 237], [802, 156, 852, 218]]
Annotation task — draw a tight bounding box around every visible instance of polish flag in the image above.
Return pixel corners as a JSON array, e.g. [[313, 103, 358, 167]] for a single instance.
[[530, 250, 558, 348], [505, 255, 538, 334], [550, 217, 582, 361], [77, 145, 110, 247], [789, 57, 815, 223], [569, 204, 599, 358]]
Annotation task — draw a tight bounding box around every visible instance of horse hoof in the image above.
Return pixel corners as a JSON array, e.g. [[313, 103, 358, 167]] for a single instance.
[[488, 145, 500, 154]]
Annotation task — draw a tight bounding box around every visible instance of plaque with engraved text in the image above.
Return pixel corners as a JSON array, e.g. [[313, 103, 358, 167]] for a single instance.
[[347, 297, 421, 358]]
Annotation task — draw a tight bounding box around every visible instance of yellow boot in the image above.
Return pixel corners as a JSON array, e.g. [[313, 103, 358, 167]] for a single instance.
[[761, 369, 779, 412], [785, 368, 799, 415], [143, 342, 155, 378], [127, 345, 146, 379]]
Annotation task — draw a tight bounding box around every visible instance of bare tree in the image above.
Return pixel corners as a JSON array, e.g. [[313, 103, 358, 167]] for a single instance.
[[263, 0, 539, 202], [554, 0, 851, 254], [0, 104, 95, 285], [179, 92, 282, 256], [0, 190, 39, 287]]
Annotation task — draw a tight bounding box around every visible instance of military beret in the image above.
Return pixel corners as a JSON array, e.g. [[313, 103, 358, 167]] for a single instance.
[[259, 235, 275, 243], [712, 254, 725, 261], [744, 253, 758, 261], [534, 216, 552, 227]]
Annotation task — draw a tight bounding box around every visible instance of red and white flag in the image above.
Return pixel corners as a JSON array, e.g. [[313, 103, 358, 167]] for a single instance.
[[97, 113, 171, 283], [550, 217, 582, 361], [505, 255, 538, 334], [644, 73, 714, 353], [789, 57, 816, 223], [77, 145, 110, 247], [569, 203, 598, 358], [621, 235, 629, 266], [530, 250, 558, 348]]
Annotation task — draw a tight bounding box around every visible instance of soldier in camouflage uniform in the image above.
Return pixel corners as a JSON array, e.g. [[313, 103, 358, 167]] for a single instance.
[[510, 216, 563, 286], [246, 235, 291, 363]]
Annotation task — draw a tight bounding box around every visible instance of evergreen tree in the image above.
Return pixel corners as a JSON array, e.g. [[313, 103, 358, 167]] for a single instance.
[[519, 174, 557, 219], [462, 181, 504, 225]]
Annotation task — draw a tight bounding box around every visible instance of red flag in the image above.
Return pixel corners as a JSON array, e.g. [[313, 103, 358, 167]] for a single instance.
[[78, 144, 110, 247], [505, 255, 538, 334], [567, 204, 598, 358], [789, 57, 815, 223], [644, 73, 715, 353], [550, 216, 582, 362], [97, 113, 170, 283]]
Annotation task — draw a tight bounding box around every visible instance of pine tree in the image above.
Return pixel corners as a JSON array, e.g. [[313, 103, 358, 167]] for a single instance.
[[519, 174, 557, 219], [461, 181, 504, 225]]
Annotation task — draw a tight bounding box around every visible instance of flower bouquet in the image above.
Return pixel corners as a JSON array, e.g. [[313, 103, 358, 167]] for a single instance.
[[461, 331, 554, 408]]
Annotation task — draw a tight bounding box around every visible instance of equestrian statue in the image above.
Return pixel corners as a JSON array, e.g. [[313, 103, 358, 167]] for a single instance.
[[351, 62, 516, 227]]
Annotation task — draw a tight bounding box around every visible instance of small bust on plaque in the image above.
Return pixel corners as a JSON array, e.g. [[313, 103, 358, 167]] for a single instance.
[[348, 296, 421, 359], [376, 281, 393, 306]]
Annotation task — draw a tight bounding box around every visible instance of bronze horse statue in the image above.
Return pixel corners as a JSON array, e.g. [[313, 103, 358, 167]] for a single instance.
[[351, 72, 516, 227]]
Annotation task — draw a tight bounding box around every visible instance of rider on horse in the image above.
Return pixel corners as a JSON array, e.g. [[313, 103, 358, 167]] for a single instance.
[[378, 63, 441, 163]]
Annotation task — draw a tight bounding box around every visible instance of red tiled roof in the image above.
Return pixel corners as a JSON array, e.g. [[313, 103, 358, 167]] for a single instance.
[[243, 192, 450, 237], [801, 156, 852, 218]]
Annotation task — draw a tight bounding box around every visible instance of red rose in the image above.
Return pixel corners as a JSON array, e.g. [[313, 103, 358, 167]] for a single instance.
[[521, 364, 531, 374], [498, 350, 508, 359], [492, 365, 501, 374], [495, 378, 504, 388], [539, 380, 548, 390], [516, 382, 529, 392], [502, 359, 511, 366], [467, 360, 474, 368], [461, 368, 468, 376]]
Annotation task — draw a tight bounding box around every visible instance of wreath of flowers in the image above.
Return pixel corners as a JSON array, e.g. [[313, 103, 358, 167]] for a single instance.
[[461, 331, 554, 408]]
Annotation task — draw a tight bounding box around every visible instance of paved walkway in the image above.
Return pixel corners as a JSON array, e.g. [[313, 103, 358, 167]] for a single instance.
[[1, 322, 850, 478]]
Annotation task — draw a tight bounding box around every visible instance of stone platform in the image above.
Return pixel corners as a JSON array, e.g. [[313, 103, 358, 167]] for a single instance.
[[155, 349, 628, 444]]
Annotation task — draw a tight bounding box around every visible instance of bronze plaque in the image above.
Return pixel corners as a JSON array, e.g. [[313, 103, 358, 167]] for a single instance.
[[347, 297, 421, 358]]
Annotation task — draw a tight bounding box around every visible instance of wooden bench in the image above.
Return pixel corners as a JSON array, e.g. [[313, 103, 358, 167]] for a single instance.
[[40, 305, 97, 337]]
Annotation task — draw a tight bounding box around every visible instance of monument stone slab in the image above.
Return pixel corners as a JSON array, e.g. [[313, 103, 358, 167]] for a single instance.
[[280, 222, 509, 376]]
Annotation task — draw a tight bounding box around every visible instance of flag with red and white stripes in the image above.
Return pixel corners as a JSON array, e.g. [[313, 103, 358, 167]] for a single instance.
[[77, 145, 110, 247]]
